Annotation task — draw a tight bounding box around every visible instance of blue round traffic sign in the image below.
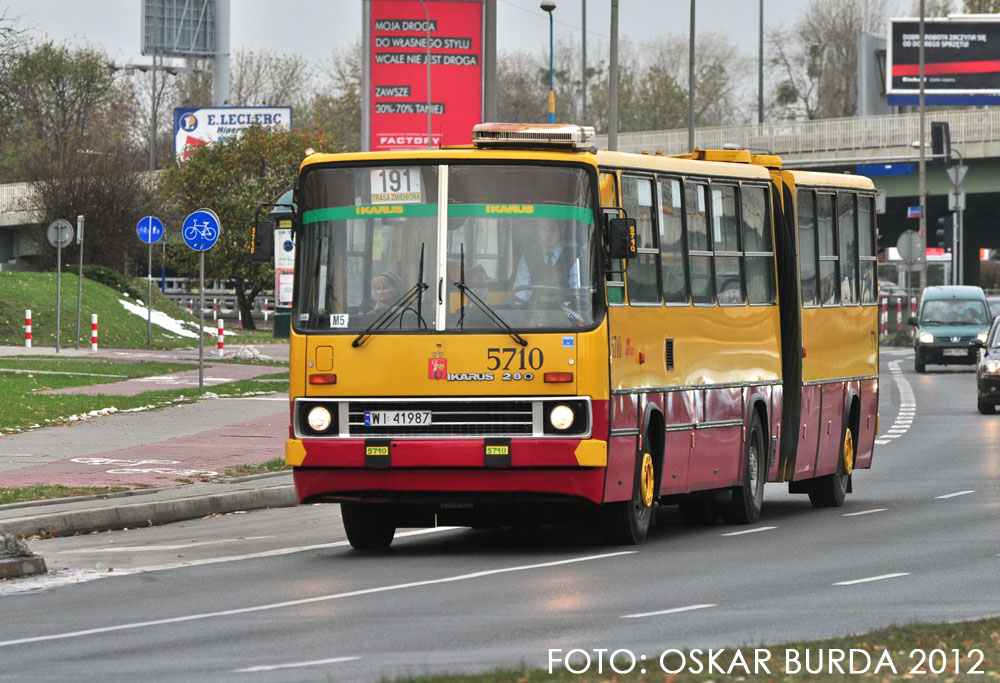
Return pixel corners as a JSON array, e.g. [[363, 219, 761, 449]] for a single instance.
[[136, 216, 164, 244], [182, 209, 221, 251]]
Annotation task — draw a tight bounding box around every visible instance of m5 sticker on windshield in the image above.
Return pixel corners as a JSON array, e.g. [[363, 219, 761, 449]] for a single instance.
[[330, 314, 349, 328]]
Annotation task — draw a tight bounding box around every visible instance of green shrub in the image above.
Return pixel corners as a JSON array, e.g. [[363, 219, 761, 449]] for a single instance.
[[62, 264, 135, 294]]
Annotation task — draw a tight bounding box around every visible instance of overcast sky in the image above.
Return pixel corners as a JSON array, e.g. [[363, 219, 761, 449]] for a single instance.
[[4, 0, 819, 70]]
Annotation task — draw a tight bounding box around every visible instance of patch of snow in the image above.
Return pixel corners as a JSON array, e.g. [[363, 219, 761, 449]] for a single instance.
[[118, 299, 198, 338]]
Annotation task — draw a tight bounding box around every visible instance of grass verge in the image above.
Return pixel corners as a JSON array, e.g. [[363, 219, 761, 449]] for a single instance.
[[393, 617, 1000, 681], [0, 485, 126, 506], [223, 457, 289, 478]]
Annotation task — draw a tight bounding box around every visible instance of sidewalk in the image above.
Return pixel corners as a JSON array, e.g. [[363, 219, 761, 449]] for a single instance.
[[0, 343, 297, 538]]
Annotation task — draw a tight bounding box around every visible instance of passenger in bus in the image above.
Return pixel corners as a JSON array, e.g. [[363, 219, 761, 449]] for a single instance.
[[513, 222, 579, 302], [370, 272, 404, 313]]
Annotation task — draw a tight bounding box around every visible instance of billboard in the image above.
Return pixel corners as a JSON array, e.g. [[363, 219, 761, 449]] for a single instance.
[[888, 17, 1000, 94], [173, 106, 292, 158], [142, 0, 216, 58], [367, 0, 483, 151]]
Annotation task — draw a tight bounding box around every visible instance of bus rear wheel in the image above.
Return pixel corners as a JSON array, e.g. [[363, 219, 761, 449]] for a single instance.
[[341, 503, 396, 550], [807, 425, 854, 508], [722, 412, 766, 524], [601, 444, 654, 545]]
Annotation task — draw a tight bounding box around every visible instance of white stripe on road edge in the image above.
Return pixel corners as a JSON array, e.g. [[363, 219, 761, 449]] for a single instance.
[[0, 550, 635, 648], [46, 536, 276, 553], [842, 508, 888, 517], [833, 572, 910, 586], [235, 656, 361, 673], [936, 490, 974, 499], [621, 604, 717, 619], [721, 526, 776, 536]]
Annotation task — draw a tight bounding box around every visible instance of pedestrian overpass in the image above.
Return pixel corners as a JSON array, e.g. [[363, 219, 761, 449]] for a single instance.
[[4, 108, 1000, 280]]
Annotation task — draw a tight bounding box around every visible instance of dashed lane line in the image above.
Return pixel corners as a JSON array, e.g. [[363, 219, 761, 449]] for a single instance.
[[721, 526, 777, 537], [936, 490, 974, 499], [842, 508, 888, 517], [875, 358, 916, 446], [235, 656, 361, 673], [621, 604, 717, 619], [833, 572, 910, 586]]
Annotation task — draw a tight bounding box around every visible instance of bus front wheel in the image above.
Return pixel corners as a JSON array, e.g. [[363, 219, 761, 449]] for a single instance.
[[722, 412, 766, 524], [341, 503, 396, 550], [601, 444, 654, 545]]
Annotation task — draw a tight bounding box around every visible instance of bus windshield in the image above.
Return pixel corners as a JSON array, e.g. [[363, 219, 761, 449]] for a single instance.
[[295, 163, 600, 333]]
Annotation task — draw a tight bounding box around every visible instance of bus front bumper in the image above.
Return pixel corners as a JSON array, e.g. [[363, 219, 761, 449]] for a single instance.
[[287, 437, 608, 505]]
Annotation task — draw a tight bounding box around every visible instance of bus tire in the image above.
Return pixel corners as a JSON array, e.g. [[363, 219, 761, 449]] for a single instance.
[[341, 503, 396, 550], [722, 412, 766, 524], [807, 423, 854, 508], [601, 443, 654, 545]]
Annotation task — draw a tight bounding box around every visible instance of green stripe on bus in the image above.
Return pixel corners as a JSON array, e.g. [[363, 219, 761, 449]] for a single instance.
[[448, 204, 594, 224], [302, 203, 439, 224]]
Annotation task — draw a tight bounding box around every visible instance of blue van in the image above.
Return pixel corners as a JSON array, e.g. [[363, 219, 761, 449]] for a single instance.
[[909, 285, 991, 373]]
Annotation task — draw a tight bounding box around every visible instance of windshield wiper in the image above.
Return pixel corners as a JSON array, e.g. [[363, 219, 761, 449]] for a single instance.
[[453, 246, 527, 347], [352, 244, 429, 347]]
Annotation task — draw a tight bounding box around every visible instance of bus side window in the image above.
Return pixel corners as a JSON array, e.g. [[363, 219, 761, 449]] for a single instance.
[[838, 191, 858, 305], [798, 189, 818, 307], [686, 182, 714, 305], [817, 193, 839, 307], [659, 176, 688, 303], [622, 175, 660, 304], [712, 184, 744, 306], [858, 195, 877, 304], [601, 172, 625, 305], [742, 184, 775, 305]]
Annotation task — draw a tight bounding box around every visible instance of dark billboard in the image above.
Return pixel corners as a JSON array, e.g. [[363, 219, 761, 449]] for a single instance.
[[888, 18, 1000, 94]]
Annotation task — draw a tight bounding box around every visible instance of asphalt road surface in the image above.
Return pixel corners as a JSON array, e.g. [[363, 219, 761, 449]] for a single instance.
[[1, 347, 998, 682]]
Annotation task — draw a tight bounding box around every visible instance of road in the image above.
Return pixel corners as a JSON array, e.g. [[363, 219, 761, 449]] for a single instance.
[[1, 348, 998, 682]]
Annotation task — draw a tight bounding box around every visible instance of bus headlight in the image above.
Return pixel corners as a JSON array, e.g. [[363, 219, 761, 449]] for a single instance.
[[549, 404, 575, 430], [307, 406, 333, 432], [919, 332, 934, 344]]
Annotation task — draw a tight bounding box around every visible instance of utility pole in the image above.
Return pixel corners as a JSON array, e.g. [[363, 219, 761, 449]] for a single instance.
[[918, 0, 927, 291]]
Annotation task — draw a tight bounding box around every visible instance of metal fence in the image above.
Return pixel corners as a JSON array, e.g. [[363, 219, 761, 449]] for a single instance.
[[595, 108, 1000, 157]]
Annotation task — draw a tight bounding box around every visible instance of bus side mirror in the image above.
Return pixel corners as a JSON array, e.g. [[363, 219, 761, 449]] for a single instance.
[[608, 217, 637, 259], [251, 220, 274, 262]]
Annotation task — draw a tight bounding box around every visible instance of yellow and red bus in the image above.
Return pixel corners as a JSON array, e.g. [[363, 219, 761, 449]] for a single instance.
[[258, 124, 878, 549]]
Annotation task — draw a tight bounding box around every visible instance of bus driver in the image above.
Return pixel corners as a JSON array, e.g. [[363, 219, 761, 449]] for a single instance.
[[513, 222, 579, 303]]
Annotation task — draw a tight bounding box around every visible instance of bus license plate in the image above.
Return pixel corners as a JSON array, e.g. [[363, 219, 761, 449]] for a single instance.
[[364, 410, 432, 427], [943, 348, 968, 357]]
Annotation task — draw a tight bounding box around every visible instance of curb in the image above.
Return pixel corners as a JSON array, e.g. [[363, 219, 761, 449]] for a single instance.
[[0, 484, 297, 539]]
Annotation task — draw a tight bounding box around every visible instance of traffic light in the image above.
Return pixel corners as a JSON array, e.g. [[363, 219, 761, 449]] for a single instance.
[[931, 121, 951, 167], [935, 215, 954, 248]]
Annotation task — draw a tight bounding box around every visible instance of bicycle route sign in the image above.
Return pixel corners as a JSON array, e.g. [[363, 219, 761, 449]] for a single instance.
[[136, 215, 164, 244], [182, 208, 222, 251]]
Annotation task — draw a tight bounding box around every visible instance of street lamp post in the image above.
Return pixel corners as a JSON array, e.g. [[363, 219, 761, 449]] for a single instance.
[[541, 1, 556, 124]]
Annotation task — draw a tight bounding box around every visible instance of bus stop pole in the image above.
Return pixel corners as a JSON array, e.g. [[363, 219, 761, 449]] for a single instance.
[[199, 252, 205, 392]]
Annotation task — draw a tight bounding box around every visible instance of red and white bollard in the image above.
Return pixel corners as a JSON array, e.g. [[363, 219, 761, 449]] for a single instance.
[[896, 298, 903, 332], [24, 309, 31, 348], [91, 314, 98, 351], [238, 307, 243, 329], [189, 299, 194, 314], [263, 298, 269, 330], [911, 297, 917, 320], [217, 318, 225, 357], [880, 294, 888, 336], [213, 299, 218, 322]]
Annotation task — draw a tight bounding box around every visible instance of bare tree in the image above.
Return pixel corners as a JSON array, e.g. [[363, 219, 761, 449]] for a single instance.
[[302, 42, 363, 151], [230, 48, 313, 108], [770, 0, 897, 120]]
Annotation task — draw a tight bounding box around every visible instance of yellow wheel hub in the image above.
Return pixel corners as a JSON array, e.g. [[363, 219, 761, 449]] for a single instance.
[[842, 429, 854, 475], [639, 451, 655, 508]]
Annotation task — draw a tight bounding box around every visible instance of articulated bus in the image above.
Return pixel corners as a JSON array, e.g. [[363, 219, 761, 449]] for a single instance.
[[254, 123, 878, 549]]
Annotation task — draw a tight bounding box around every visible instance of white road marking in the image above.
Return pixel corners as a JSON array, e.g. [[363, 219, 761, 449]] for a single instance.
[[833, 572, 910, 586], [877, 359, 916, 446], [935, 490, 974, 499], [0, 550, 635, 647], [44, 536, 276, 554], [234, 656, 361, 673], [721, 526, 776, 537], [621, 604, 717, 619], [842, 508, 887, 517]]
